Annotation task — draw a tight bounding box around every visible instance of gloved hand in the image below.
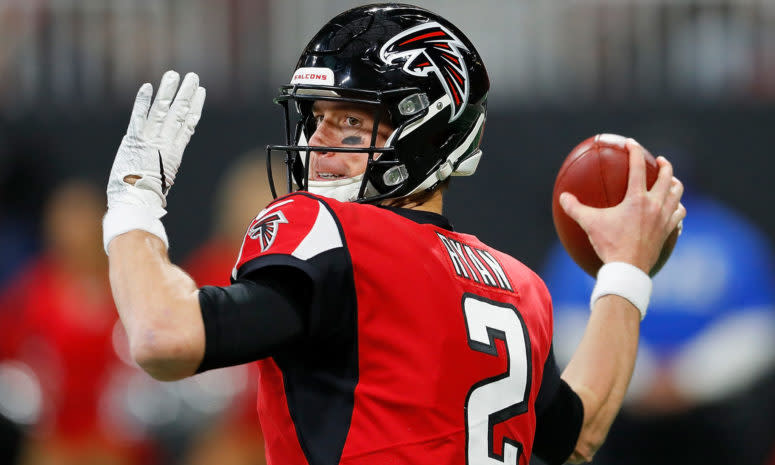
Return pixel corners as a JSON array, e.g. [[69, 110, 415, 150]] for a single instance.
[[103, 70, 206, 253]]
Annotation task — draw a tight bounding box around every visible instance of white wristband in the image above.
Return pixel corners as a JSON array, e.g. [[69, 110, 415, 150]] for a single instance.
[[590, 262, 652, 320], [102, 204, 169, 254]]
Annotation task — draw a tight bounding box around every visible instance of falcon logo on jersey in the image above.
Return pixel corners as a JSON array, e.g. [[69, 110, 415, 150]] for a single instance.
[[379, 22, 469, 122], [248, 211, 288, 252]]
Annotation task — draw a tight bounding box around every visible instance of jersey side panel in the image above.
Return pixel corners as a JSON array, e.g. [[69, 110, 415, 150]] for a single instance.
[[256, 358, 309, 465], [238, 193, 358, 465], [329, 203, 554, 465]]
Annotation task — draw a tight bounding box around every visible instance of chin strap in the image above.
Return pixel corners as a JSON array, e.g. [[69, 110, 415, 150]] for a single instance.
[[307, 175, 367, 202]]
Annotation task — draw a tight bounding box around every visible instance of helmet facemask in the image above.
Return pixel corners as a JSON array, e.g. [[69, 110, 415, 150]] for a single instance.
[[267, 84, 431, 203]]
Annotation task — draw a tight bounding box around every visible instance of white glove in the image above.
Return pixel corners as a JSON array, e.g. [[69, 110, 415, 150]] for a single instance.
[[103, 70, 206, 254]]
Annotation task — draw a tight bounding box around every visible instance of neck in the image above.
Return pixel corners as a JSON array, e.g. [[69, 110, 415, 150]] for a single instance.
[[381, 188, 443, 214]]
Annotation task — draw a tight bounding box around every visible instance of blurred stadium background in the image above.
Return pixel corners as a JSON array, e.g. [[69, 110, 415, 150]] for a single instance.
[[1, 1, 774, 464]]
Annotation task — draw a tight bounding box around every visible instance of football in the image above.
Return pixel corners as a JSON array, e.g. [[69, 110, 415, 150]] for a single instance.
[[551, 133, 679, 277]]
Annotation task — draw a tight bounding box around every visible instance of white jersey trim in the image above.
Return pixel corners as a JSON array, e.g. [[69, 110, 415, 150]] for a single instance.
[[291, 200, 343, 260]]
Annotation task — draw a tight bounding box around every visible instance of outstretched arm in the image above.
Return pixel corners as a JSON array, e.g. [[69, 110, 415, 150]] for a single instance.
[[104, 71, 207, 381], [558, 139, 686, 463], [109, 231, 204, 381]]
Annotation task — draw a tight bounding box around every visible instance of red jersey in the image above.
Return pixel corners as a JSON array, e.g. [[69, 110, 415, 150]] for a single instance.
[[234, 192, 554, 465]]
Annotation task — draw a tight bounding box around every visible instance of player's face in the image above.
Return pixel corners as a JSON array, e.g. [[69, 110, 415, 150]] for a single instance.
[[307, 100, 393, 181]]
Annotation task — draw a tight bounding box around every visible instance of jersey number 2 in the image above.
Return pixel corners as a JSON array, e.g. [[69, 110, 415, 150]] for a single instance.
[[463, 294, 531, 465]]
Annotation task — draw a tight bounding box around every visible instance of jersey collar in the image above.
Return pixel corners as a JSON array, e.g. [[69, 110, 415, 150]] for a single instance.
[[378, 206, 454, 231]]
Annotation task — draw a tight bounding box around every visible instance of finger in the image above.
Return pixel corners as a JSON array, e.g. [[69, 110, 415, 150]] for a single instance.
[[145, 70, 180, 138], [127, 83, 153, 134], [625, 138, 647, 195], [175, 86, 206, 150], [649, 156, 674, 200], [668, 202, 687, 233], [161, 72, 199, 142], [672, 177, 684, 199], [559, 192, 593, 229], [663, 176, 684, 213]]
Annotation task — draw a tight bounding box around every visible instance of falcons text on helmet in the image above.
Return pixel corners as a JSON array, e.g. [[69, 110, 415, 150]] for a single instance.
[[379, 22, 470, 122]]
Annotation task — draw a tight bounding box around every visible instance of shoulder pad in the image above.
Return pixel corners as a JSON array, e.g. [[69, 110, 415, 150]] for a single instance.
[[233, 193, 344, 275]]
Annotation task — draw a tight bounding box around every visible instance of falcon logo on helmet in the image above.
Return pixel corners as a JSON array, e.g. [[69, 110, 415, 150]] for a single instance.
[[248, 211, 288, 252], [380, 22, 470, 122]]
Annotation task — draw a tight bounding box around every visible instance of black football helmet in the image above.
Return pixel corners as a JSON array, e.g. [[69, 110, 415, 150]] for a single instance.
[[266, 3, 489, 203]]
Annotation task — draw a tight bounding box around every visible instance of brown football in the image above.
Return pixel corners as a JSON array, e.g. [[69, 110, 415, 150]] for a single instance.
[[551, 133, 679, 277]]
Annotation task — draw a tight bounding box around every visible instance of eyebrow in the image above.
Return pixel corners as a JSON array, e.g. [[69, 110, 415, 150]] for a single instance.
[[310, 103, 394, 131], [311, 101, 372, 115]]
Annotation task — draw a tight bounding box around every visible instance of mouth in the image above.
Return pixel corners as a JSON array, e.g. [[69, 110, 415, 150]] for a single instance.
[[315, 171, 348, 181]]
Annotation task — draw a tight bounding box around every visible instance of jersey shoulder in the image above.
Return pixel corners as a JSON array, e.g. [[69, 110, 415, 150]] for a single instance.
[[450, 232, 554, 338], [492, 245, 553, 325], [233, 192, 346, 278], [453, 231, 552, 303], [494, 246, 552, 306]]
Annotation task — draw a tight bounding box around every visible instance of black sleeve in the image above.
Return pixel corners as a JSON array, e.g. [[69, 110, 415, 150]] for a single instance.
[[196, 266, 312, 373], [532, 345, 584, 465]]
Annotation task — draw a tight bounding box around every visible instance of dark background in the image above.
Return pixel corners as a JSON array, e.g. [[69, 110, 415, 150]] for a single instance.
[[3, 102, 771, 270]]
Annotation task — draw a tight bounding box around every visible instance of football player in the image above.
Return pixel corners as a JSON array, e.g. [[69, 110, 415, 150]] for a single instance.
[[103, 4, 685, 465]]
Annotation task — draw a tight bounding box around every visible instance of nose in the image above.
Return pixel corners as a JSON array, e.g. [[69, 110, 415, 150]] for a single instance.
[[308, 120, 336, 156]]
